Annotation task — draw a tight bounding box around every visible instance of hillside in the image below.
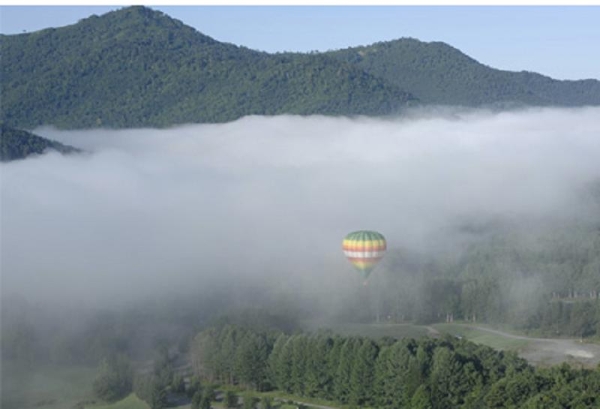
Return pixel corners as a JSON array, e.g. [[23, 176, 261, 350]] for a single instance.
[[0, 124, 80, 161], [1, 6, 598, 130], [329, 38, 600, 106], [0, 6, 415, 129]]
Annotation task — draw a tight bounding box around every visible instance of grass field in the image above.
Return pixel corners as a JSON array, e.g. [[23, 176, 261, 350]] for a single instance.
[[86, 393, 150, 409], [94, 391, 333, 409], [1, 364, 97, 409], [432, 323, 531, 351], [84, 393, 192, 409]]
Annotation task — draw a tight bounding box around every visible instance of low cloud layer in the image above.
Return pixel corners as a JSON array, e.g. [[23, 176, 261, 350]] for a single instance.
[[2, 107, 600, 307]]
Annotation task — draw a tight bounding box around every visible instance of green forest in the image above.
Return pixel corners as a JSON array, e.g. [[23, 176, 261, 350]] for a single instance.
[[330, 40, 600, 107], [0, 6, 413, 129], [186, 324, 600, 409], [0, 124, 80, 161], [1, 6, 599, 130]]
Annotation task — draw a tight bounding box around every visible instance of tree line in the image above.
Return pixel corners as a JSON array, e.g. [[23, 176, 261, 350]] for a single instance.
[[190, 324, 600, 409]]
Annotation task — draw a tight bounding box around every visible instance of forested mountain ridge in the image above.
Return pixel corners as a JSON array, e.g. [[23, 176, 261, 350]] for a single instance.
[[0, 6, 415, 129], [328, 39, 600, 106], [2, 6, 599, 130], [0, 124, 80, 161]]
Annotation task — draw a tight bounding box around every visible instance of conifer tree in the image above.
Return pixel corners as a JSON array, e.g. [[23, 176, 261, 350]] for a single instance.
[[304, 335, 333, 398], [334, 337, 359, 403], [192, 328, 220, 382], [325, 336, 343, 401], [411, 384, 433, 409], [290, 334, 309, 395], [219, 326, 239, 384], [267, 333, 288, 390], [276, 336, 295, 393], [349, 338, 378, 406]]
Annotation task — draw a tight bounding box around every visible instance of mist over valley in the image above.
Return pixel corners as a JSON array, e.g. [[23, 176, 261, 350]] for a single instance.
[[2, 5, 600, 409], [3, 107, 599, 308]]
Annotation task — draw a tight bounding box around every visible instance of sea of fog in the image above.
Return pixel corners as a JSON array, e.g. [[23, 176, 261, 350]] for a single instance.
[[2, 107, 600, 306]]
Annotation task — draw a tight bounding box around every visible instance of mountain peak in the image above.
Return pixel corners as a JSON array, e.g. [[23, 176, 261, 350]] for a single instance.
[[67, 5, 217, 46], [107, 5, 179, 25]]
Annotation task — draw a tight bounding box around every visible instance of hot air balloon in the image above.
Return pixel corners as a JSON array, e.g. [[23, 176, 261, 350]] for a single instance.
[[342, 230, 386, 284]]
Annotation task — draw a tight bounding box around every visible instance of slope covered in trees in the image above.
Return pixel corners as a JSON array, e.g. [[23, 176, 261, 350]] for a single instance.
[[191, 324, 600, 409], [0, 6, 414, 129], [329, 39, 600, 106], [2, 6, 598, 130], [0, 124, 80, 161]]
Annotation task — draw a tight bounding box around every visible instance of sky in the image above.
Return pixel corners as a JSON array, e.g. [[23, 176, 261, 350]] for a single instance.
[[0, 4, 599, 81], [2, 107, 600, 307]]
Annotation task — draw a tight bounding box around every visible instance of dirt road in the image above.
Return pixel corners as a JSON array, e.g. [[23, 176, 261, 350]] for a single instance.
[[463, 325, 600, 367], [274, 398, 340, 409]]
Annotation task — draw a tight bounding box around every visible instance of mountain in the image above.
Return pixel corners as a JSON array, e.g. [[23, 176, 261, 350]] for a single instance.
[[328, 39, 600, 106], [0, 6, 414, 129], [0, 6, 598, 130], [0, 124, 81, 161]]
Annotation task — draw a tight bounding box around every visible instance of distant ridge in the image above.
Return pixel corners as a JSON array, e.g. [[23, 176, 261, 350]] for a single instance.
[[0, 6, 598, 130], [328, 39, 600, 106]]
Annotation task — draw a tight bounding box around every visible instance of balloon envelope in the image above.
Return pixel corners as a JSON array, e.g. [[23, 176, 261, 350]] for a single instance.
[[342, 230, 386, 281]]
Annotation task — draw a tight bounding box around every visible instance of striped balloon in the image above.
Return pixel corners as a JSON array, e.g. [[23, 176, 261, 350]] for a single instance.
[[342, 230, 386, 282]]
